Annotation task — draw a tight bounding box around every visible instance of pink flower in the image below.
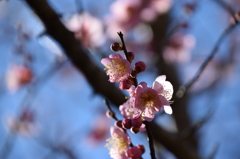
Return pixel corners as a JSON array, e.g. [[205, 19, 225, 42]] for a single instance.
[[119, 97, 141, 119], [101, 54, 132, 83], [5, 64, 33, 92], [106, 126, 130, 159], [64, 12, 105, 47], [134, 75, 173, 121]]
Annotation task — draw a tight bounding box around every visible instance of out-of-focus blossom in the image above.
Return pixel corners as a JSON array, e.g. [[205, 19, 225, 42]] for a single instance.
[[65, 12, 105, 48], [5, 64, 33, 92], [106, 0, 172, 39], [163, 33, 195, 64], [87, 115, 110, 145], [4, 108, 38, 136], [106, 126, 130, 159], [101, 54, 132, 83]]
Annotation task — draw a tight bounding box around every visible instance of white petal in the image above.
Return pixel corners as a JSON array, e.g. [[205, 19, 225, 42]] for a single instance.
[[164, 105, 172, 115], [162, 81, 174, 100], [154, 75, 166, 85]]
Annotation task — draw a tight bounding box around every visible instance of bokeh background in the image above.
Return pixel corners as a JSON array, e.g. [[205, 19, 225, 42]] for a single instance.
[[0, 0, 240, 159]]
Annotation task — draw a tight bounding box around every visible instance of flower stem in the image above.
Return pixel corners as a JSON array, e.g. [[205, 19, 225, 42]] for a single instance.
[[144, 121, 157, 159], [117, 32, 129, 61]]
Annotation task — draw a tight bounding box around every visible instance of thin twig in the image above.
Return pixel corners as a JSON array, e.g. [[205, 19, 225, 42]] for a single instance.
[[175, 21, 239, 100], [117, 32, 129, 61], [144, 121, 157, 159], [104, 98, 118, 121], [212, 0, 235, 16], [117, 32, 138, 87]]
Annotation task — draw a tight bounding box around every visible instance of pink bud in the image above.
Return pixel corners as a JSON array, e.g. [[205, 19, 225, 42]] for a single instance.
[[127, 146, 143, 159], [119, 78, 134, 90], [136, 145, 145, 154], [122, 119, 132, 129], [130, 127, 139, 134], [134, 61, 146, 73], [110, 42, 123, 52], [115, 120, 123, 128], [127, 52, 134, 63], [131, 117, 142, 128]]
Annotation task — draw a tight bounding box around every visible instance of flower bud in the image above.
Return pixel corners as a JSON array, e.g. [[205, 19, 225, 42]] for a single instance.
[[110, 42, 123, 52], [122, 119, 132, 129], [130, 127, 139, 134], [119, 78, 134, 90], [127, 52, 134, 63], [106, 110, 115, 118], [115, 120, 123, 128], [127, 146, 143, 159], [131, 117, 142, 128], [134, 61, 146, 73], [136, 145, 145, 154]]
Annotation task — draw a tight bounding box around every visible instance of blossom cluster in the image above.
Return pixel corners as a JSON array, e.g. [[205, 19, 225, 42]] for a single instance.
[[102, 37, 174, 159]]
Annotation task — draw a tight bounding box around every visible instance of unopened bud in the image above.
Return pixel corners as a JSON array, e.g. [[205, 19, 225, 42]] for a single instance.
[[134, 61, 146, 73], [106, 110, 115, 118], [110, 42, 123, 52], [115, 120, 123, 128], [122, 119, 132, 129], [119, 78, 134, 90], [127, 52, 134, 63], [131, 117, 142, 128], [130, 127, 139, 134], [136, 145, 145, 154]]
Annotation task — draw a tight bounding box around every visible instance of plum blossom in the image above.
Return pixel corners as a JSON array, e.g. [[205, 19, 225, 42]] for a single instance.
[[5, 64, 33, 92], [64, 12, 105, 47], [106, 0, 172, 40], [101, 54, 132, 83], [163, 33, 195, 64], [133, 75, 173, 121], [4, 108, 38, 136], [106, 126, 130, 159]]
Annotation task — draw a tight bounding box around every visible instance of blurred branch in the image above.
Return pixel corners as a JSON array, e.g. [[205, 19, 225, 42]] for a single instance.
[[207, 143, 220, 159], [23, 0, 201, 159], [176, 20, 239, 100], [179, 110, 213, 140], [212, 0, 235, 16]]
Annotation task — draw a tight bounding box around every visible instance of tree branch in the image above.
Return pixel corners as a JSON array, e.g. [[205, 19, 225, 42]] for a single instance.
[[23, 0, 201, 158]]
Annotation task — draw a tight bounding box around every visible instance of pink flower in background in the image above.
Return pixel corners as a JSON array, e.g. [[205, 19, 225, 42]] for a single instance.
[[163, 33, 195, 64], [5, 64, 33, 92], [106, 126, 130, 159], [106, 0, 172, 39], [134, 75, 173, 121], [101, 54, 132, 83], [65, 12, 105, 47], [87, 115, 110, 145], [4, 108, 38, 136]]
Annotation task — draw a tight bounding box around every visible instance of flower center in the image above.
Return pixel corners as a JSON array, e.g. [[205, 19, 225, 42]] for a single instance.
[[104, 59, 127, 81], [105, 134, 128, 153], [140, 89, 160, 110]]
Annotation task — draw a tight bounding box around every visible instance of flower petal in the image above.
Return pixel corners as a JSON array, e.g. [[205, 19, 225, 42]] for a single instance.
[[154, 75, 166, 85], [162, 81, 173, 100], [163, 105, 172, 115]]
